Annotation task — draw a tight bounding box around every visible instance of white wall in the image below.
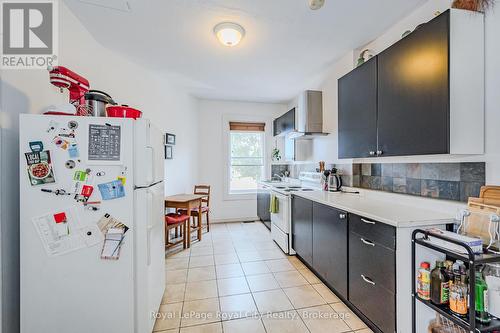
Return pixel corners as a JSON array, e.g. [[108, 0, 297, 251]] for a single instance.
[[312, 51, 354, 163], [313, 0, 500, 185], [197, 99, 286, 222], [0, 3, 198, 332]]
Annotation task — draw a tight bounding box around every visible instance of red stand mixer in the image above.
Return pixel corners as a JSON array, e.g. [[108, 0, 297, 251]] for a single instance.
[[47, 66, 90, 116], [46, 66, 142, 119]]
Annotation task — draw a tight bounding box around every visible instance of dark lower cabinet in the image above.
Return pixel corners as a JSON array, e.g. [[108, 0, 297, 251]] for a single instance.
[[349, 214, 396, 333], [349, 271, 395, 333], [291, 200, 397, 333], [291, 196, 313, 266], [349, 231, 395, 294], [257, 186, 270, 225], [312, 202, 348, 299]]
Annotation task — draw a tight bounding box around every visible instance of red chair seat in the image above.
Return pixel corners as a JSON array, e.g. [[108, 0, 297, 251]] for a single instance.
[[178, 206, 209, 214], [165, 213, 190, 225]]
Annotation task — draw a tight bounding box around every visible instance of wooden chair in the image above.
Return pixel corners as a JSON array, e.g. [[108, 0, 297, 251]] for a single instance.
[[165, 213, 189, 249], [179, 185, 211, 233]]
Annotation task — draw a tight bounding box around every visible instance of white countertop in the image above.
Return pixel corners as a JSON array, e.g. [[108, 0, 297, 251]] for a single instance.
[[293, 190, 457, 228]]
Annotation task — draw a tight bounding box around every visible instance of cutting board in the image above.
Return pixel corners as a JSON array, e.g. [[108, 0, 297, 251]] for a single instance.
[[466, 186, 500, 247]]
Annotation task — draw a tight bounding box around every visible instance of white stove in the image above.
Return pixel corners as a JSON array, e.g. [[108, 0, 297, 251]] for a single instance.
[[270, 172, 322, 254]]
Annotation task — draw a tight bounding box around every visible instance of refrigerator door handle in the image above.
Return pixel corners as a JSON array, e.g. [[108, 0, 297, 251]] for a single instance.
[[146, 146, 154, 184], [146, 189, 154, 266]]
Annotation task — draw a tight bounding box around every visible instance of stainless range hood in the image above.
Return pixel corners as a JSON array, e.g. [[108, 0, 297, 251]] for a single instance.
[[289, 90, 329, 139]]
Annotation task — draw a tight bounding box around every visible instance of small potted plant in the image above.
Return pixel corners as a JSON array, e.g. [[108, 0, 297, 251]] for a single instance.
[[272, 148, 281, 162]]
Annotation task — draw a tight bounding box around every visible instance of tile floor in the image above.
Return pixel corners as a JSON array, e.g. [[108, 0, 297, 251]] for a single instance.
[[156, 222, 373, 333]]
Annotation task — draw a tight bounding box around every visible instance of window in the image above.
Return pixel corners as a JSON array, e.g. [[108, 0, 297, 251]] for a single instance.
[[229, 122, 265, 193]]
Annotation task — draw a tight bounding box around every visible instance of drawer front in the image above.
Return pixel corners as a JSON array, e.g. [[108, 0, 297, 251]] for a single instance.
[[349, 272, 396, 333], [349, 231, 395, 293], [349, 214, 396, 250], [271, 223, 289, 254]]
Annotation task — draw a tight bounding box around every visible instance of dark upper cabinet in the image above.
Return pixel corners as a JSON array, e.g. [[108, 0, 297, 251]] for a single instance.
[[337, 9, 484, 159], [377, 11, 449, 156], [338, 57, 378, 158], [273, 118, 280, 136], [273, 108, 295, 136], [291, 196, 313, 266], [312, 202, 348, 299]]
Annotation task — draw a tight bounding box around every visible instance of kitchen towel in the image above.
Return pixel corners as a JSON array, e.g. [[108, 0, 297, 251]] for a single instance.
[[269, 195, 279, 214]]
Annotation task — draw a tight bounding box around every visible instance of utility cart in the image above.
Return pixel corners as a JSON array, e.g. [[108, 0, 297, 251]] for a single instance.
[[412, 229, 500, 333]]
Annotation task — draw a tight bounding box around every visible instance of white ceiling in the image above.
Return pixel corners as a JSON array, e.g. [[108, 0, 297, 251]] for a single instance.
[[64, 0, 426, 103]]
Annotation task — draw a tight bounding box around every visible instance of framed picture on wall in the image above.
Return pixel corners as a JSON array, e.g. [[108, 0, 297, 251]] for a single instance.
[[164, 133, 176, 145], [165, 145, 173, 159]]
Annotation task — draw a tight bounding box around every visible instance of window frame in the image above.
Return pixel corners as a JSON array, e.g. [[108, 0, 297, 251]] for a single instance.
[[222, 114, 272, 201], [229, 130, 265, 195]]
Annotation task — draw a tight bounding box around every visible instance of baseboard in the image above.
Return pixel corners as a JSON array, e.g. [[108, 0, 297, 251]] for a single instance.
[[211, 217, 260, 223]]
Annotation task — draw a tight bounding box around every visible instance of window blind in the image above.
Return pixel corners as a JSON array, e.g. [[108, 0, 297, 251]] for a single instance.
[[229, 122, 265, 132]]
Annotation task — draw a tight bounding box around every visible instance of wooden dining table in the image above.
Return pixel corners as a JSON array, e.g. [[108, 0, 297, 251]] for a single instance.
[[165, 194, 206, 248]]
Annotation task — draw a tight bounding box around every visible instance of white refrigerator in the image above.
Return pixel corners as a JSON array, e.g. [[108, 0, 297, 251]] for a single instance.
[[19, 114, 165, 333]]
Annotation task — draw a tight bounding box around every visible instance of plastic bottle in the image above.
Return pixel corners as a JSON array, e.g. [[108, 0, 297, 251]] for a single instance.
[[484, 263, 500, 318], [475, 270, 491, 324], [418, 261, 431, 300]]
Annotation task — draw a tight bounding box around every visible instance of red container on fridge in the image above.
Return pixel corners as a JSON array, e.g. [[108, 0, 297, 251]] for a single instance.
[[106, 105, 142, 119]]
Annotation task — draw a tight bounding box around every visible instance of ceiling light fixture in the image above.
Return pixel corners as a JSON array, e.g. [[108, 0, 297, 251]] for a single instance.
[[308, 0, 325, 10], [213, 22, 245, 47]]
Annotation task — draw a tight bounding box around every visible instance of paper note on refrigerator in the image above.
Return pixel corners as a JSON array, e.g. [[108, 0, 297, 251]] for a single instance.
[[32, 209, 103, 257], [100, 228, 125, 260]]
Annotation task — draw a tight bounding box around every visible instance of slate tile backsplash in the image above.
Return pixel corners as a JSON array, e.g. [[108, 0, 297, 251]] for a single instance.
[[271, 164, 289, 177], [352, 162, 485, 202]]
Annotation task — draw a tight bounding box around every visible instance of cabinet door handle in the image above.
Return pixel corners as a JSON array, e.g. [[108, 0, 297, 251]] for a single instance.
[[360, 218, 375, 225], [361, 275, 376, 286], [360, 238, 375, 247], [339, 213, 346, 219]]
